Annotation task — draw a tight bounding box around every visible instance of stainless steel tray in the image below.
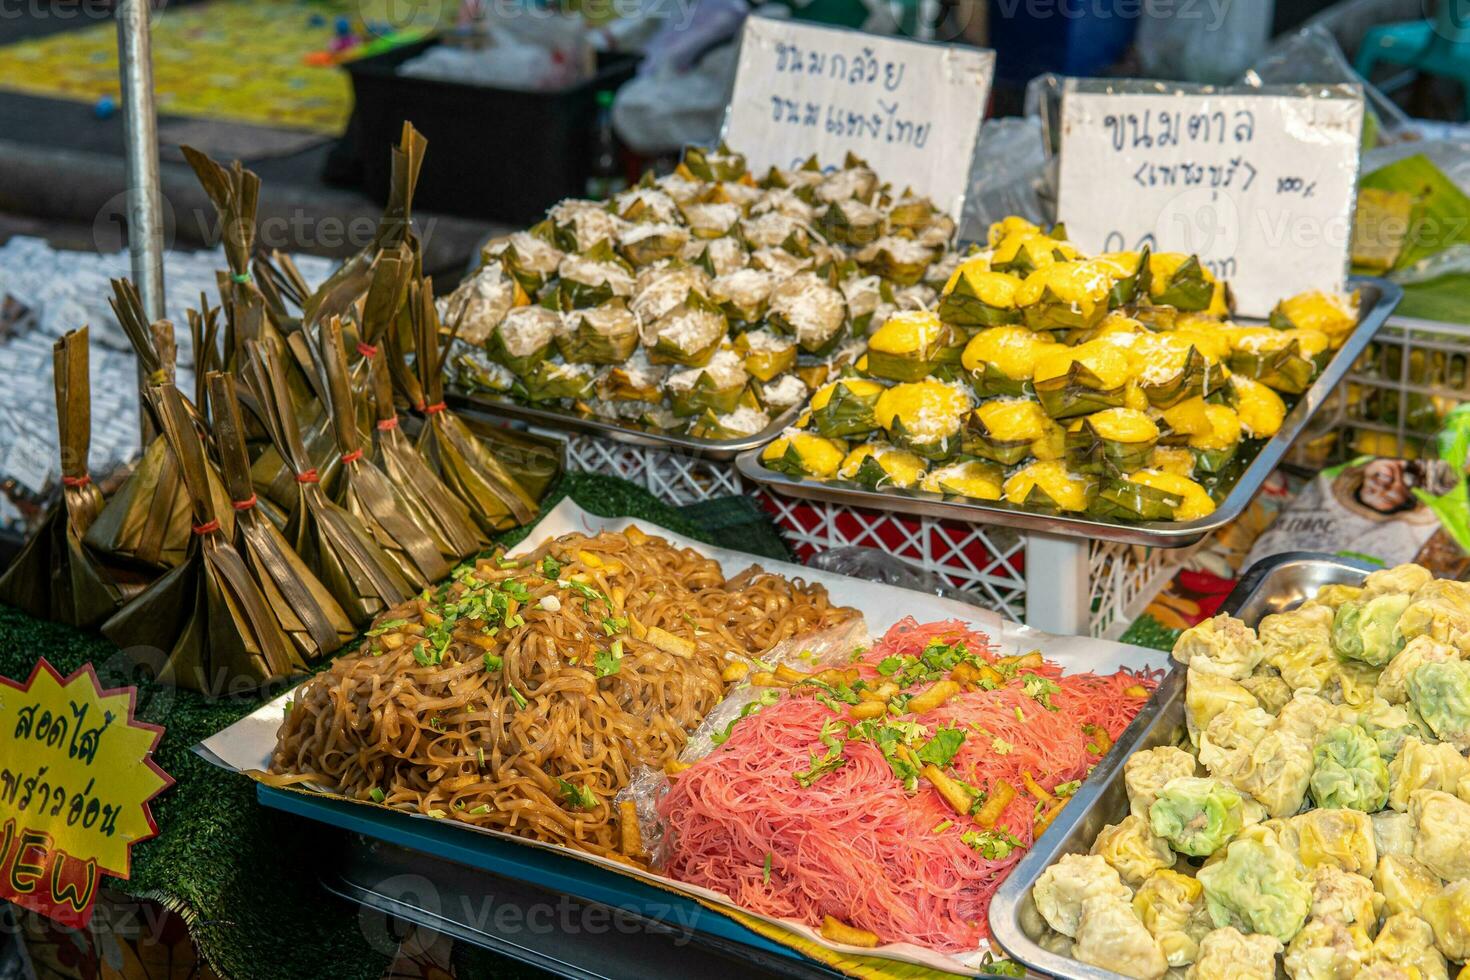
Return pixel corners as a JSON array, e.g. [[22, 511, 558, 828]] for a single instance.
[[987, 551, 1378, 979], [448, 390, 803, 462], [736, 278, 1403, 548]]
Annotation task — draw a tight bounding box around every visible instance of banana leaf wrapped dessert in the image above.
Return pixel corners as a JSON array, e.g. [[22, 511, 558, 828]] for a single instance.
[[641, 291, 727, 366], [749, 247, 815, 278], [1093, 469, 1216, 523], [519, 359, 601, 404], [768, 273, 847, 355], [1170, 400, 1243, 474], [920, 459, 1005, 500], [1032, 340, 1131, 419], [961, 325, 1058, 397], [863, 310, 964, 382], [968, 398, 1065, 465], [734, 328, 797, 382], [1093, 249, 1152, 308], [1146, 445, 1197, 478], [1131, 332, 1224, 409], [1146, 252, 1230, 314], [0, 327, 127, 627], [680, 201, 742, 239], [1016, 260, 1115, 331], [741, 211, 809, 251], [1226, 326, 1330, 395], [103, 383, 301, 695], [855, 236, 938, 286], [1065, 407, 1160, 474], [598, 350, 666, 403], [437, 261, 527, 345], [940, 256, 1024, 327], [486, 305, 562, 376], [873, 378, 971, 460], [681, 142, 746, 182], [632, 264, 711, 321], [761, 430, 849, 479], [666, 348, 751, 417], [688, 405, 772, 440], [809, 377, 886, 438], [989, 220, 1079, 276], [548, 199, 628, 252], [618, 221, 689, 267], [840, 274, 888, 335], [758, 374, 810, 414], [557, 299, 639, 364], [837, 441, 927, 490], [613, 181, 680, 224], [556, 241, 636, 308], [455, 343, 517, 394], [815, 154, 878, 204], [817, 199, 885, 248], [1269, 289, 1358, 344], [484, 226, 564, 293], [1003, 459, 1096, 513], [693, 235, 747, 277], [1231, 375, 1287, 439], [711, 268, 777, 325]]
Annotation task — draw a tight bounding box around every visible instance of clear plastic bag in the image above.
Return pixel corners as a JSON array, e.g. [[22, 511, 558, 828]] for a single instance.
[[959, 116, 1051, 241], [1136, 0, 1271, 83], [1241, 24, 1411, 139], [805, 545, 1002, 604]]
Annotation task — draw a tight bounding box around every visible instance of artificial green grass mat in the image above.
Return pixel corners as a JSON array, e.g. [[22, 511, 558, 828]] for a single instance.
[[0, 472, 787, 980]]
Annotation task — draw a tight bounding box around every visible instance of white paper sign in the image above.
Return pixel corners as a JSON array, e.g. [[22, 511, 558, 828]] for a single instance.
[[1057, 82, 1364, 317], [722, 15, 994, 222]]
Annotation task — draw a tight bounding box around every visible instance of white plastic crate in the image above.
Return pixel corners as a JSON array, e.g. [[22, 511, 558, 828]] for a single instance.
[[554, 432, 1189, 638]]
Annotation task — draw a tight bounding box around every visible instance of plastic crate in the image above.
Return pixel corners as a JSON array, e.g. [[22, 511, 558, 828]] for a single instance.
[[344, 41, 638, 225], [549, 432, 1190, 638]]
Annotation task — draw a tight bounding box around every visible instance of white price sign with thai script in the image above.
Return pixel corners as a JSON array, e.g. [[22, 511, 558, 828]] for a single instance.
[[1057, 82, 1364, 317], [723, 15, 994, 223]]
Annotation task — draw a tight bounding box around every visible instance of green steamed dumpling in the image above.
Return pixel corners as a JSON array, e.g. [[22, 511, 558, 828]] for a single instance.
[[1332, 593, 1411, 667], [1197, 837, 1312, 942], [1149, 777, 1245, 857], [1408, 660, 1470, 749], [1309, 724, 1390, 812]]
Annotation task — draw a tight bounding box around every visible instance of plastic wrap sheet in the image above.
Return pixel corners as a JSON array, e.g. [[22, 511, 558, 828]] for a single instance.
[[198, 498, 1166, 974]]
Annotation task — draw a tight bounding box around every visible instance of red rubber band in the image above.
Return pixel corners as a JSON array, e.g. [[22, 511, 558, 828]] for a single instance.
[[377, 417, 399, 431], [356, 342, 378, 359], [231, 494, 257, 511], [423, 401, 448, 415], [296, 469, 320, 484], [192, 519, 221, 535], [341, 450, 364, 464], [61, 474, 91, 488]]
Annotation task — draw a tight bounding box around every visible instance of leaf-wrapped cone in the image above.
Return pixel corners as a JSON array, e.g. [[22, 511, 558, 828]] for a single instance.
[[1227, 337, 1321, 395], [556, 299, 639, 365], [939, 267, 1023, 328], [208, 372, 353, 663], [733, 329, 796, 382], [919, 460, 1005, 501], [1148, 254, 1220, 312], [1020, 280, 1110, 332], [0, 328, 128, 626], [1002, 460, 1097, 514], [760, 431, 848, 479], [864, 310, 964, 383], [1032, 362, 1127, 419], [816, 199, 885, 248], [1099, 246, 1152, 308], [519, 360, 601, 404], [1193, 444, 1240, 475], [103, 383, 301, 696], [960, 325, 1056, 399], [874, 379, 969, 461], [1090, 478, 1185, 522], [667, 348, 749, 418], [247, 338, 413, 626], [687, 405, 771, 441], [1136, 346, 1221, 409], [810, 378, 885, 438], [886, 191, 936, 233], [710, 268, 777, 326], [965, 399, 1058, 466], [643, 290, 727, 366], [491, 224, 564, 294], [856, 235, 937, 287], [1064, 408, 1160, 475], [618, 222, 690, 267], [766, 273, 847, 356], [1269, 289, 1358, 342], [487, 305, 561, 376], [454, 344, 517, 394], [555, 240, 636, 310], [837, 442, 927, 490], [681, 142, 746, 182]]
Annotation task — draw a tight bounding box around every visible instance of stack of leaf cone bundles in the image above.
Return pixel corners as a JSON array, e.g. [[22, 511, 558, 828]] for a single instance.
[[0, 126, 553, 696]]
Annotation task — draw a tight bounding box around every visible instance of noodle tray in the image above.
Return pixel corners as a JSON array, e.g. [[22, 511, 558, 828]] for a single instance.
[[988, 552, 1376, 978], [199, 498, 1168, 975]]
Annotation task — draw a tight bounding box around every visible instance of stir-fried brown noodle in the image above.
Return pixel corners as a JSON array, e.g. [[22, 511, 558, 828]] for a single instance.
[[269, 528, 854, 860]]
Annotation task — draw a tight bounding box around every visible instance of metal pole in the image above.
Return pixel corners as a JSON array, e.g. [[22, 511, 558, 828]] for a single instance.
[[1024, 533, 1092, 636], [116, 0, 165, 443]]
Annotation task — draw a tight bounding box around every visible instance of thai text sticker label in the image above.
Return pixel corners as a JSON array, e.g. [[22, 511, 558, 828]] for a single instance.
[[723, 15, 995, 223], [1057, 82, 1364, 317], [0, 659, 171, 926]]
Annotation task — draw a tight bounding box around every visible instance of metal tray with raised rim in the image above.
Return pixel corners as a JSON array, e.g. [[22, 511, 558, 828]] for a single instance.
[[448, 390, 803, 462], [986, 551, 1378, 979], [735, 278, 1402, 548]]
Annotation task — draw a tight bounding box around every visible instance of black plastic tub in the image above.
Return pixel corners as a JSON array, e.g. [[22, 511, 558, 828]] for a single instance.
[[345, 39, 638, 224]]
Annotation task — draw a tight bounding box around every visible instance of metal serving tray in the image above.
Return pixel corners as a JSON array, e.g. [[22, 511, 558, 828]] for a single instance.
[[736, 279, 1403, 548], [448, 390, 803, 462], [986, 551, 1377, 979]]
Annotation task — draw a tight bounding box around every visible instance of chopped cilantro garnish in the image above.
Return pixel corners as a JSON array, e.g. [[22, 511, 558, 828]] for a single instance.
[[557, 778, 598, 810], [483, 653, 503, 672], [565, 580, 606, 604], [541, 554, 562, 579], [367, 618, 409, 636], [411, 642, 435, 667], [369, 787, 385, 803], [793, 747, 844, 788], [601, 615, 628, 636], [1021, 673, 1062, 710], [508, 684, 528, 710], [876, 656, 905, 676], [762, 852, 773, 884], [961, 829, 1023, 860], [916, 725, 967, 768], [594, 639, 624, 678]]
